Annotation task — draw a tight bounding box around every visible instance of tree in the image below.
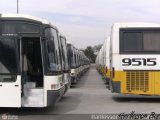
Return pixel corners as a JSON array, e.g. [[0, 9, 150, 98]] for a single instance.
[[93, 44, 103, 54], [84, 46, 96, 63]]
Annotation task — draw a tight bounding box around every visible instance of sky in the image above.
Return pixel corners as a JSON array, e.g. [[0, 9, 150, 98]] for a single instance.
[[1, 0, 160, 48]]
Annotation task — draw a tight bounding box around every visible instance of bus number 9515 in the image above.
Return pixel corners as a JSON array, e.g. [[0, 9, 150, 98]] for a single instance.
[[122, 58, 157, 66]]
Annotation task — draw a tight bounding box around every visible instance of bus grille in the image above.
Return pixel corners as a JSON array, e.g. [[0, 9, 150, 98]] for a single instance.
[[126, 71, 149, 92]]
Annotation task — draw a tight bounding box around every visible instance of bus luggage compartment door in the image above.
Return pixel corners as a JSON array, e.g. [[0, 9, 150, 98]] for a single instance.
[[0, 76, 21, 107]]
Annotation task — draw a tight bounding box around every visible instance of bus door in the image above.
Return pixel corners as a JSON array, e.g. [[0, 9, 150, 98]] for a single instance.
[[0, 36, 21, 107]]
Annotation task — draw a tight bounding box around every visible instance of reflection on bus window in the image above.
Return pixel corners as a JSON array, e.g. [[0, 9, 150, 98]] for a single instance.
[[46, 40, 57, 71], [120, 30, 160, 53], [51, 28, 61, 71], [45, 28, 62, 72], [0, 38, 19, 74], [143, 32, 160, 51]]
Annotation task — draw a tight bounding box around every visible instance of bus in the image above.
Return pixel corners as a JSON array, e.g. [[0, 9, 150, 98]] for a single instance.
[[67, 43, 90, 84], [67, 43, 79, 84], [95, 37, 110, 85], [103, 37, 111, 84], [95, 49, 100, 72], [97, 45, 105, 75], [110, 22, 160, 95], [59, 35, 71, 93], [0, 13, 66, 107], [79, 51, 90, 75]]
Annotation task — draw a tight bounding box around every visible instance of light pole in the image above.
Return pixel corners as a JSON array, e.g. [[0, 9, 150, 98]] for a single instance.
[[17, 0, 19, 13]]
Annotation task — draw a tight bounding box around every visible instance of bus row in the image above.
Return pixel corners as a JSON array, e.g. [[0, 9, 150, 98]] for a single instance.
[[96, 22, 160, 96], [0, 13, 90, 108]]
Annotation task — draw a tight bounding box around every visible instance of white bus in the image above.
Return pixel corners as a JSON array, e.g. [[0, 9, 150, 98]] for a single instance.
[[67, 44, 78, 84], [97, 45, 104, 74], [59, 35, 71, 93], [95, 37, 110, 85], [0, 13, 66, 107], [79, 51, 90, 75], [67, 43, 90, 84], [110, 22, 160, 95], [103, 37, 111, 84]]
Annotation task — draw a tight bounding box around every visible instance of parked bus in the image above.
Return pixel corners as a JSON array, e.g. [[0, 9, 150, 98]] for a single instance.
[[103, 37, 111, 84], [0, 13, 66, 107], [95, 37, 110, 85], [95, 51, 100, 71], [67, 43, 90, 84], [110, 22, 160, 95], [59, 35, 71, 93], [67, 43, 78, 84], [96, 45, 105, 75], [79, 51, 90, 75]]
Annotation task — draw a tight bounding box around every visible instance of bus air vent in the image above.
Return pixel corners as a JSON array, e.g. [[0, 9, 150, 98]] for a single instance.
[[126, 71, 149, 92]]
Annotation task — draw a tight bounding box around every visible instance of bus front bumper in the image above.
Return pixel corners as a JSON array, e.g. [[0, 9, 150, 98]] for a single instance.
[[47, 86, 65, 106]]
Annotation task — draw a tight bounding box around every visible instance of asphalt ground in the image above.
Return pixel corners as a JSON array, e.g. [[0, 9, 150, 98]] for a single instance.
[[1, 65, 160, 120]]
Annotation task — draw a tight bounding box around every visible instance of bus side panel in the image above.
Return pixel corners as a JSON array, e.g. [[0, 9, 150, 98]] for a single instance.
[[0, 76, 21, 107], [105, 58, 110, 78], [111, 55, 121, 93]]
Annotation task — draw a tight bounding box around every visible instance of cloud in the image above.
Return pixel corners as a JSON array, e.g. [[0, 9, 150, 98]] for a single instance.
[[56, 23, 104, 49], [1, 0, 160, 48], [67, 16, 84, 23]]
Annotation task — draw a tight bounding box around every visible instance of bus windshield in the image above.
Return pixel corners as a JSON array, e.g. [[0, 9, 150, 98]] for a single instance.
[[71, 47, 76, 68], [0, 37, 19, 74], [61, 37, 69, 70], [67, 45, 76, 68]]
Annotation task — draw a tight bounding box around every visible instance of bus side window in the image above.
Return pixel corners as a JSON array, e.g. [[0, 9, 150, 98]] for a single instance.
[[45, 28, 57, 72]]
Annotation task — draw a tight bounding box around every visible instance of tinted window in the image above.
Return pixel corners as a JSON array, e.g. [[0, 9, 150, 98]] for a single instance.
[[123, 32, 142, 51], [0, 37, 19, 74], [45, 28, 56, 71], [2, 21, 40, 34], [120, 29, 160, 53], [72, 47, 76, 68], [74, 49, 78, 67], [67, 45, 76, 68], [60, 37, 69, 70], [46, 40, 57, 71], [2, 22, 16, 34], [45, 28, 61, 72], [51, 28, 61, 71], [143, 32, 160, 51]]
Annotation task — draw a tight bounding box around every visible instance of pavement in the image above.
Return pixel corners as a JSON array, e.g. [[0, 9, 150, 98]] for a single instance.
[[1, 64, 160, 120]]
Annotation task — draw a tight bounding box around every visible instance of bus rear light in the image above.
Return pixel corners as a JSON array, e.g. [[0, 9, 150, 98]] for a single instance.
[[106, 67, 108, 73], [112, 67, 115, 78]]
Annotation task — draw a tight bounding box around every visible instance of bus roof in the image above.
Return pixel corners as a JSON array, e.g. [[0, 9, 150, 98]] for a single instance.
[[112, 22, 160, 28], [60, 34, 66, 39], [0, 13, 59, 31]]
